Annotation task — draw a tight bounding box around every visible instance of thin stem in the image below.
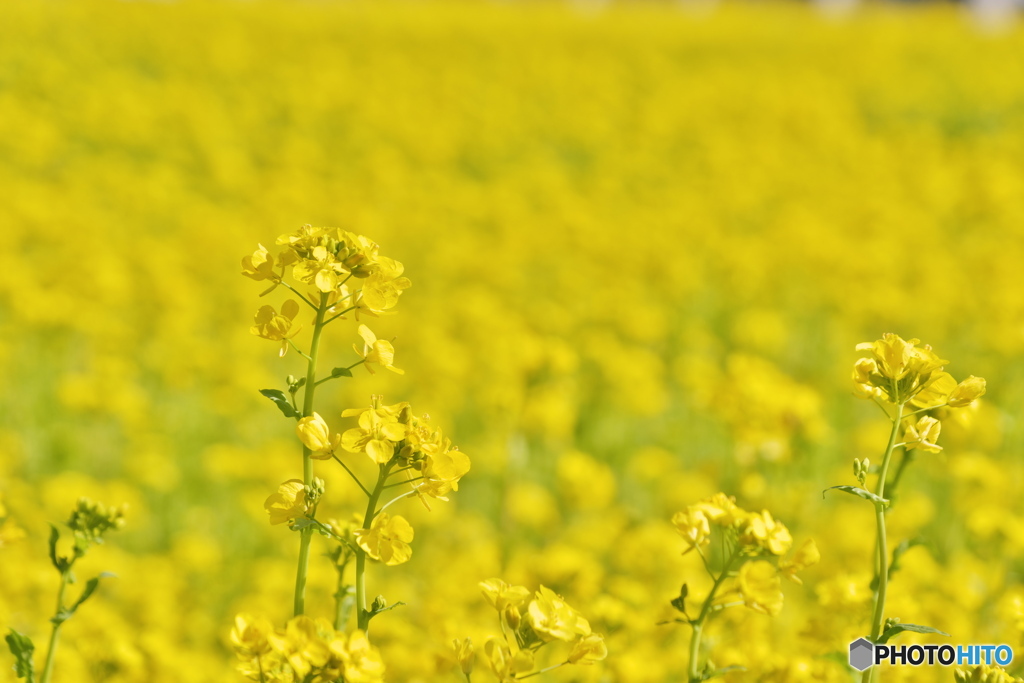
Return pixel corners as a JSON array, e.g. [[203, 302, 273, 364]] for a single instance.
[[324, 305, 358, 326], [356, 463, 393, 632], [286, 338, 313, 362], [382, 476, 423, 489], [517, 662, 569, 679], [887, 450, 915, 500], [333, 454, 372, 498], [294, 293, 330, 616], [863, 401, 904, 683], [280, 281, 319, 311], [903, 403, 946, 420], [39, 569, 70, 683], [687, 548, 740, 683], [258, 655, 267, 683], [377, 490, 417, 515]]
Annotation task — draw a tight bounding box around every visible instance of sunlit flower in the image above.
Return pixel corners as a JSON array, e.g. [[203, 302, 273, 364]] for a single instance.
[[354, 513, 414, 565]]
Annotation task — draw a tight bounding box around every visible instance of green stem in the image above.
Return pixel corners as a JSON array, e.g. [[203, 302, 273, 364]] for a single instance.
[[294, 293, 330, 617], [39, 570, 70, 683], [687, 548, 740, 683], [517, 662, 569, 679], [356, 463, 392, 632], [863, 401, 904, 682]]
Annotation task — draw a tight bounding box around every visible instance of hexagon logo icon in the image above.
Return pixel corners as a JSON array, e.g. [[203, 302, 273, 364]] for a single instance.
[[849, 638, 874, 671]]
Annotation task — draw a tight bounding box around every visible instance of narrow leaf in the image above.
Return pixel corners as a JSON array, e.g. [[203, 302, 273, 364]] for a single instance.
[[703, 666, 746, 680], [47, 525, 61, 571], [259, 389, 298, 418], [877, 623, 950, 644], [823, 486, 889, 506], [5, 629, 35, 681], [331, 367, 353, 378]]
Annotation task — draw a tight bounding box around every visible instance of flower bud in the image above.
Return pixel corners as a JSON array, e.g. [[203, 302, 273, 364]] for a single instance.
[[948, 376, 986, 408]]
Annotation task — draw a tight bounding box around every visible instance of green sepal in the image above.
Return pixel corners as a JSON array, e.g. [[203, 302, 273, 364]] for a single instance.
[[876, 623, 950, 643], [5, 629, 35, 681], [822, 486, 889, 506], [259, 389, 298, 418]]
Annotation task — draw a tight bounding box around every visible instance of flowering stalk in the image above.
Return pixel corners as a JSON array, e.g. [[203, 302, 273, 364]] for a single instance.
[[38, 570, 69, 683], [293, 292, 329, 617], [686, 549, 740, 683], [355, 462, 393, 631], [866, 401, 903, 669], [840, 334, 987, 682], [669, 494, 817, 682]]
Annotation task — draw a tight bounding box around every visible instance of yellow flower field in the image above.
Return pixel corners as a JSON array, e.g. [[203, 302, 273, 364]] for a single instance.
[[1, 1, 1023, 681]]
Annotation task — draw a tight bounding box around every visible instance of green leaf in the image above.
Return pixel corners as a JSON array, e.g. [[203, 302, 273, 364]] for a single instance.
[[47, 525, 62, 572], [330, 367, 353, 378], [823, 486, 889, 506], [670, 583, 689, 614], [5, 629, 35, 681], [702, 666, 746, 680], [877, 623, 950, 644], [259, 389, 298, 418]]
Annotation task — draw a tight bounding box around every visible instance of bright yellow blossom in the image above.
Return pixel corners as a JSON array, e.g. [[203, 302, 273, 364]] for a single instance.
[[296, 412, 341, 460], [905, 415, 942, 453], [342, 404, 408, 464], [737, 560, 784, 616], [354, 513, 414, 565], [527, 585, 592, 642], [353, 324, 403, 375], [251, 300, 302, 357], [264, 479, 308, 525], [568, 633, 608, 665], [779, 538, 821, 584], [739, 509, 793, 556], [483, 638, 535, 683], [672, 508, 711, 554], [949, 376, 988, 407], [479, 578, 531, 612]]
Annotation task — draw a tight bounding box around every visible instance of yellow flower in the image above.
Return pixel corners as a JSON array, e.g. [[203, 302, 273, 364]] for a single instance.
[[779, 538, 820, 584], [353, 324, 404, 374], [296, 412, 341, 460], [905, 415, 942, 452], [737, 560, 784, 616], [526, 586, 591, 642], [331, 630, 385, 683], [359, 257, 411, 313], [414, 447, 471, 502], [241, 243, 277, 282], [251, 300, 302, 357], [483, 638, 535, 683], [568, 633, 608, 665], [452, 638, 474, 676], [267, 616, 331, 678], [948, 375, 987, 407], [479, 578, 531, 612], [292, 244, 348, 293], [854, 334, 950, 404], [355, 513, 414, 565], [264, 479, 307, 525], [342, 405, 408, 464], [690, 493, 743, 527], [671, 508, 711, 554], [739, 510, 793, 556], [230, 613, 273, 657]]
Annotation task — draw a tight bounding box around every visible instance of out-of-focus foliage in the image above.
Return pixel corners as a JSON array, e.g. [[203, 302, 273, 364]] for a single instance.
[[0, 1, 1023, 681]]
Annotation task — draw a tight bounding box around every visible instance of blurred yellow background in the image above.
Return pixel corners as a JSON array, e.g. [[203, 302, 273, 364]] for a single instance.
[[1, 1, 1023, 681]]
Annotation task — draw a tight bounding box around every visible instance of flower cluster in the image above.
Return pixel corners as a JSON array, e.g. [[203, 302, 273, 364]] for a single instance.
[[670, 494, 818, 680], [473, 579, 607, 681], [231, 614, 384, 683], [853, 334, 986, 410], [954, 665, 1024, 683], [66, 497, 127, 545]]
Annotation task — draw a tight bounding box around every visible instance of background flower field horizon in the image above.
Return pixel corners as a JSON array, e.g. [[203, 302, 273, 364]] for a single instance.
[[1, 1, 1023, 681]]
